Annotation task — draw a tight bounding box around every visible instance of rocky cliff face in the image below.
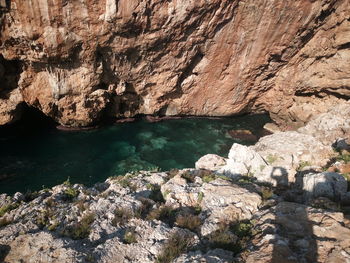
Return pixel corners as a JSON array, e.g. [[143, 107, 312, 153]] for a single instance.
[[0, 0, 349, 127]]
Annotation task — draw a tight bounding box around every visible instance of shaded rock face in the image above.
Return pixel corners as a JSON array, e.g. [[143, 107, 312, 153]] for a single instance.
[[0, 0, 349, 127], [242, 202, 350, 263]]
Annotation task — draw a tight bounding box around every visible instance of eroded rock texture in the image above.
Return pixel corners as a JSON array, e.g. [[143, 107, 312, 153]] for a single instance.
[[0, 0, 349, 127]]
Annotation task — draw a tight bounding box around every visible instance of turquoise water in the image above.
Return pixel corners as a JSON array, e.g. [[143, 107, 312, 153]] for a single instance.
[[0, 114, 269, 194]]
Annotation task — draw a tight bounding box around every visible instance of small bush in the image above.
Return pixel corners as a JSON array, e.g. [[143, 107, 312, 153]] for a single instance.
[[62, 187, 79, 202], [208, 225, 237, 252], [197, 192, 204, 203], [63, 177, 71, 186], [336, 153, 350, 164], [147, 206, 176, 225], [24, 190, 39, 202], [62, 213, 95, 240], [167, 169, 179, 180], [115, 176, 137, 191], [0, 217, 12, 228], [297, 161, 312, 171], [208, 220, 254, 254], [193, 205, 202, 215], [45, 197, 55, 207], [123, 228, 137, 244], [148, 184, 165, 203], [156, 232, 192, 263], [261, 187, 273, 200], [134, 198, 153, 219], [181, 171, 196, 183], [112, 208, 133, 226], [35, 209, 55, 229], [175, 214, 201, 232], [0, 203, 19, 217], [75, 198, 88, 212], [202, 174, 216, 183], [232, 221, 253, 238], [230, 220, 254, 253], [47, 221, 59, 231]]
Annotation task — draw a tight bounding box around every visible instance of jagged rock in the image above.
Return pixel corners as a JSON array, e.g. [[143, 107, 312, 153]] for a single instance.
[[195, 154, 227, 171], [94, 222, 197, 263], [218, 143, 268, 179], [174, 249, 234, 263], [252, 131, 333, 186], [199, 178, 261, 236], [161, 174, 262, 236], [241, 202, 350, 263], [263, 123, 281, 134], [298, 101, 350, 146], [4, 232, 80, 263], [0, 88, 23, 125], [161, 172, 206, 208], [301, 172, 348, 201]]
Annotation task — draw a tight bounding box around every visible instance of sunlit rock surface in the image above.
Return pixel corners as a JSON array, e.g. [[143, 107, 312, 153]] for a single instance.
[[0, 0, 349, 127]]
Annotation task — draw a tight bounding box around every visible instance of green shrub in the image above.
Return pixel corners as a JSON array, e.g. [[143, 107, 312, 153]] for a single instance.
[[112, 208, 133, 226], [202, 174, 216, 183], [24, 190, 39, 202], [45, 197, 55, 207], [35, 209, 56, 229], [0, 203, 19, 217], [181, 171, 196, 183], [134, 198, 153, 219], [297, 161, 312, 171], [232, 220, 253, 238], [62, 187, 79, 202], [115, 176, 137, 191], [0, 217, 12, 228], [208, 225, 237, 252], [261, 187, 273, 201], [147, 206, 176, 225], [148, 184, 165, 203], [156, 232, 192, 263], [75, 198, 89, 212], [123, 228, 137, 244], [47, 221, 59, 231], [63, 177, 71, 186], [62, 212, 95, 240], [167, 169, 179, 180], [336, 153, 350, 164], [175, 214, 201, 232], [197, 192, 204, 203], [193, 205, 202, 215], [209, 220, 254, 254]]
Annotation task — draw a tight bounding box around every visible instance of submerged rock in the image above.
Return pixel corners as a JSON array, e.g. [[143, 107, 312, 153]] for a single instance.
[[227, 130, 258, 142]]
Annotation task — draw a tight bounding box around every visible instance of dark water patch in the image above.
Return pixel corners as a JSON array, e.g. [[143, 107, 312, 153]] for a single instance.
[[0, 114, 270, 194]]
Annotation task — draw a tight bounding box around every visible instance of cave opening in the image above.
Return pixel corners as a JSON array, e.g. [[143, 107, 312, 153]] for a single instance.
[[0, 104, 58, 137]]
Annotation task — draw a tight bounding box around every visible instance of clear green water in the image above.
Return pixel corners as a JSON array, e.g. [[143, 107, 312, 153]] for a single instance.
[[0, 114, 269, 194]]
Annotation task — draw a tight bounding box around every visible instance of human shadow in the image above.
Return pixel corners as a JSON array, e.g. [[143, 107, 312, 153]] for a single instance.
[[0, 244, 10, 262], [270, 166, 347, 262]]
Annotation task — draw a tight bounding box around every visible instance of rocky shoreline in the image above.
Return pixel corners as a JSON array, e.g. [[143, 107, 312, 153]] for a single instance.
[[0, 102, 350, 263]]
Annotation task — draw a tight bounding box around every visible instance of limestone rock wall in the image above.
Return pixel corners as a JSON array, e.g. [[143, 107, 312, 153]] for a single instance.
[[0, 0, 349, 127]]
